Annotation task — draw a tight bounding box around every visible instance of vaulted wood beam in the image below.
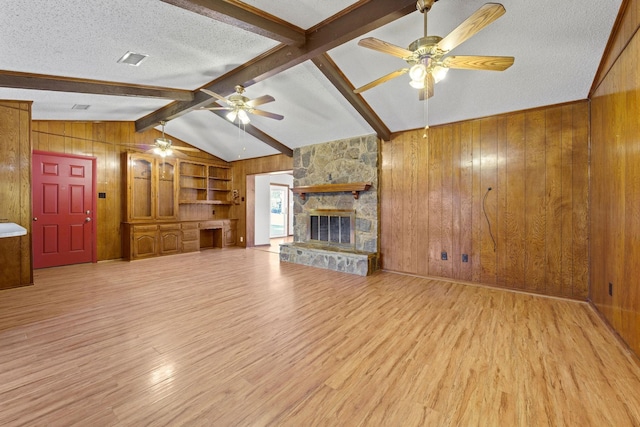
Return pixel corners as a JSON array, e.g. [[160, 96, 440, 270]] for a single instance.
[[312, 54, 391, 141], [0, 70, 193, 101], [160, 0, 305, 46], [135, 0, 417, 132], [208, 110, 293, 157]]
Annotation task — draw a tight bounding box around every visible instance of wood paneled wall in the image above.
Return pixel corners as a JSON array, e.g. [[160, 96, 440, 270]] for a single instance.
[[590, 0, 640, 356], [381, 101, 590, 299], [32, 121, 226, 261], [230, 154, 293, 247], [0, 101, 32, 289]]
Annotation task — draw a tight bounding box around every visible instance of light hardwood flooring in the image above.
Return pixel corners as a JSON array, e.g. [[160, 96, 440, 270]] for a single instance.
[[1, 248, 640, 426]]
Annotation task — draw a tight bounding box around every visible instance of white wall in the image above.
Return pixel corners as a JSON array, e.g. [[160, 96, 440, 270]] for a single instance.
[[254, 175, 271, 245]]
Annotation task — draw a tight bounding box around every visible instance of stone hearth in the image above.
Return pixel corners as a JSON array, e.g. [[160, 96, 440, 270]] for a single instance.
[[280, 134, 379, 276]]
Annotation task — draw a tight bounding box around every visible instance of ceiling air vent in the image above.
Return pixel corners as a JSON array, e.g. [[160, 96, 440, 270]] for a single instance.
[[117, 51, 148, 66], [72, 104, 90, 110]]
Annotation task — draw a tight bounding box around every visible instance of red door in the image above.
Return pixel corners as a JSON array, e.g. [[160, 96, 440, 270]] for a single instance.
[[32, 151, 97, 268]]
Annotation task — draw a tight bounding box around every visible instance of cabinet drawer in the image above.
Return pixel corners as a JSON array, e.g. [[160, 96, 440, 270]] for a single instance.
[[181, 222, 199, 230], [199, 220, 222, 229], [159, 223, 180, 231], [182, 240, 200, 253], [182, 229, 199, 241], [133, 225, 158, 233]]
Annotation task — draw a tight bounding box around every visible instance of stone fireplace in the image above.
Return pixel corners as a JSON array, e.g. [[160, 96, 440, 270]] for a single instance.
[[279, 134, 379, 276]]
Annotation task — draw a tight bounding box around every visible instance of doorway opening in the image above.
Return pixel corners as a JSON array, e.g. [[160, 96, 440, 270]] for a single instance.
[[245, 171, 293, 248]]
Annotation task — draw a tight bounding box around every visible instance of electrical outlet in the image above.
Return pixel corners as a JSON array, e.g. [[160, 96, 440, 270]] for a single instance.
[[462, 254, 468, 262], [609, 282, 613, 296], [240, 236, 244, 243], [441, 251, 448, 261]]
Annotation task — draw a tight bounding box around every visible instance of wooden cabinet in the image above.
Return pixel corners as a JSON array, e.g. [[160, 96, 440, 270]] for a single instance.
[[181, 222, 199, 253], [123, 155, 237, 261], [123, 152, 178, 222], [224, 219, 237, 247], [179, 160, 231, 205], [125, 224, 158, 259], [159, 224, 181, 255]]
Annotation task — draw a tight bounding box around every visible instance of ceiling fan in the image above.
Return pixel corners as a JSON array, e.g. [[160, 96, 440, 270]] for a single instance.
[[199, 85, 284, 124], [143, 121, 199, 158], [354, 0, 514, 100]]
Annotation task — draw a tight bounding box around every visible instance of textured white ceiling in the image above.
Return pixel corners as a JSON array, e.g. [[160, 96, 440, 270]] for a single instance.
[[0, 0, 623, 161]]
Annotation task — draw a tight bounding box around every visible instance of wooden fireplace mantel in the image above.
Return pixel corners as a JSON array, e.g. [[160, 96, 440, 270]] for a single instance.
[[291, 182, 371, 200]]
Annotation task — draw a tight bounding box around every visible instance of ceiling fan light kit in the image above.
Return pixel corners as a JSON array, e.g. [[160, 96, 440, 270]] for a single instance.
[[138, 120, 200, 158], [354, 2, 514, 100], [200, 85, 284, 125]]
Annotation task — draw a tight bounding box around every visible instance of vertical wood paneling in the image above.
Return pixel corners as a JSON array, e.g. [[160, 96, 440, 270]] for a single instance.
[[393, 138, 406, 269], [524, 110, 546, 293], [441, 125, 454, 278], [405, 130, 419, 272], [504, 113, 526, 289], [496, 116, 508, 287], [459, 122, 473, 282], [545, 106, 563, 296], [451, 124, 462, 279], [480, 117, 498, 285], [0, 101, 32, 289], [380, 101, 589, 300], [416, 131, 430, 277], [559, 105, 575, 296], [571, 102, 589, 299], [428, 127, 442, 276], [471, 120, 482, 283]]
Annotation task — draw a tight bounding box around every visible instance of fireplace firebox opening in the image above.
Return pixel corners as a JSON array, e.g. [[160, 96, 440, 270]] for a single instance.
[[307, 209, 355, 248]]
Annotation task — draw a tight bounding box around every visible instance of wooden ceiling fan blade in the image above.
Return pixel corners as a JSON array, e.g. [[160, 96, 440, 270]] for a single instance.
[[418, 74, 435, 101], [200, 88, 230, 104], [250, 109, 284, 120], [354, 68, 409, 94], [246, 95, 275, 108], [199, 106, 232, 111], [172, 146, 200, 152], [443, 55, 514, 71], [358, 37, 414, 59], [436, 3, 506, 53]]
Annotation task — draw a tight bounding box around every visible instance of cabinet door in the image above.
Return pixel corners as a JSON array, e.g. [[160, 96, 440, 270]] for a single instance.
[[224, 221, 237, 246], [133, 232, 157, 258], [127, 154, 154, 221], [159, 230, 181, 254], [156, 158, 178, 220]]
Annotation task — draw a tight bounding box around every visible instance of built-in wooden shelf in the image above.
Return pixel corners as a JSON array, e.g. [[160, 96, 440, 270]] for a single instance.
[[292, 182, 371, 200]]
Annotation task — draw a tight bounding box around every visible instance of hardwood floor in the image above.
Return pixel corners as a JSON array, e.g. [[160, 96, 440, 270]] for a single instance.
[[1, 249, 639, 426]]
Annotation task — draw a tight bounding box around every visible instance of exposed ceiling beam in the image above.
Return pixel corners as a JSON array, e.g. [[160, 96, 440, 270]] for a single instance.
[[160, 0, 305, 46], [312, 54, 391, 141], [135, 0, 418, 132], [0, 70, 193, 101], [208, 110, 293, 157]]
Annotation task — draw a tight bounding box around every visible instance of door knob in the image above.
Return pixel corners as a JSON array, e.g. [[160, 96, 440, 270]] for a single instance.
[[85, 217, 91, 222], [33, 217, 38, 221]]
